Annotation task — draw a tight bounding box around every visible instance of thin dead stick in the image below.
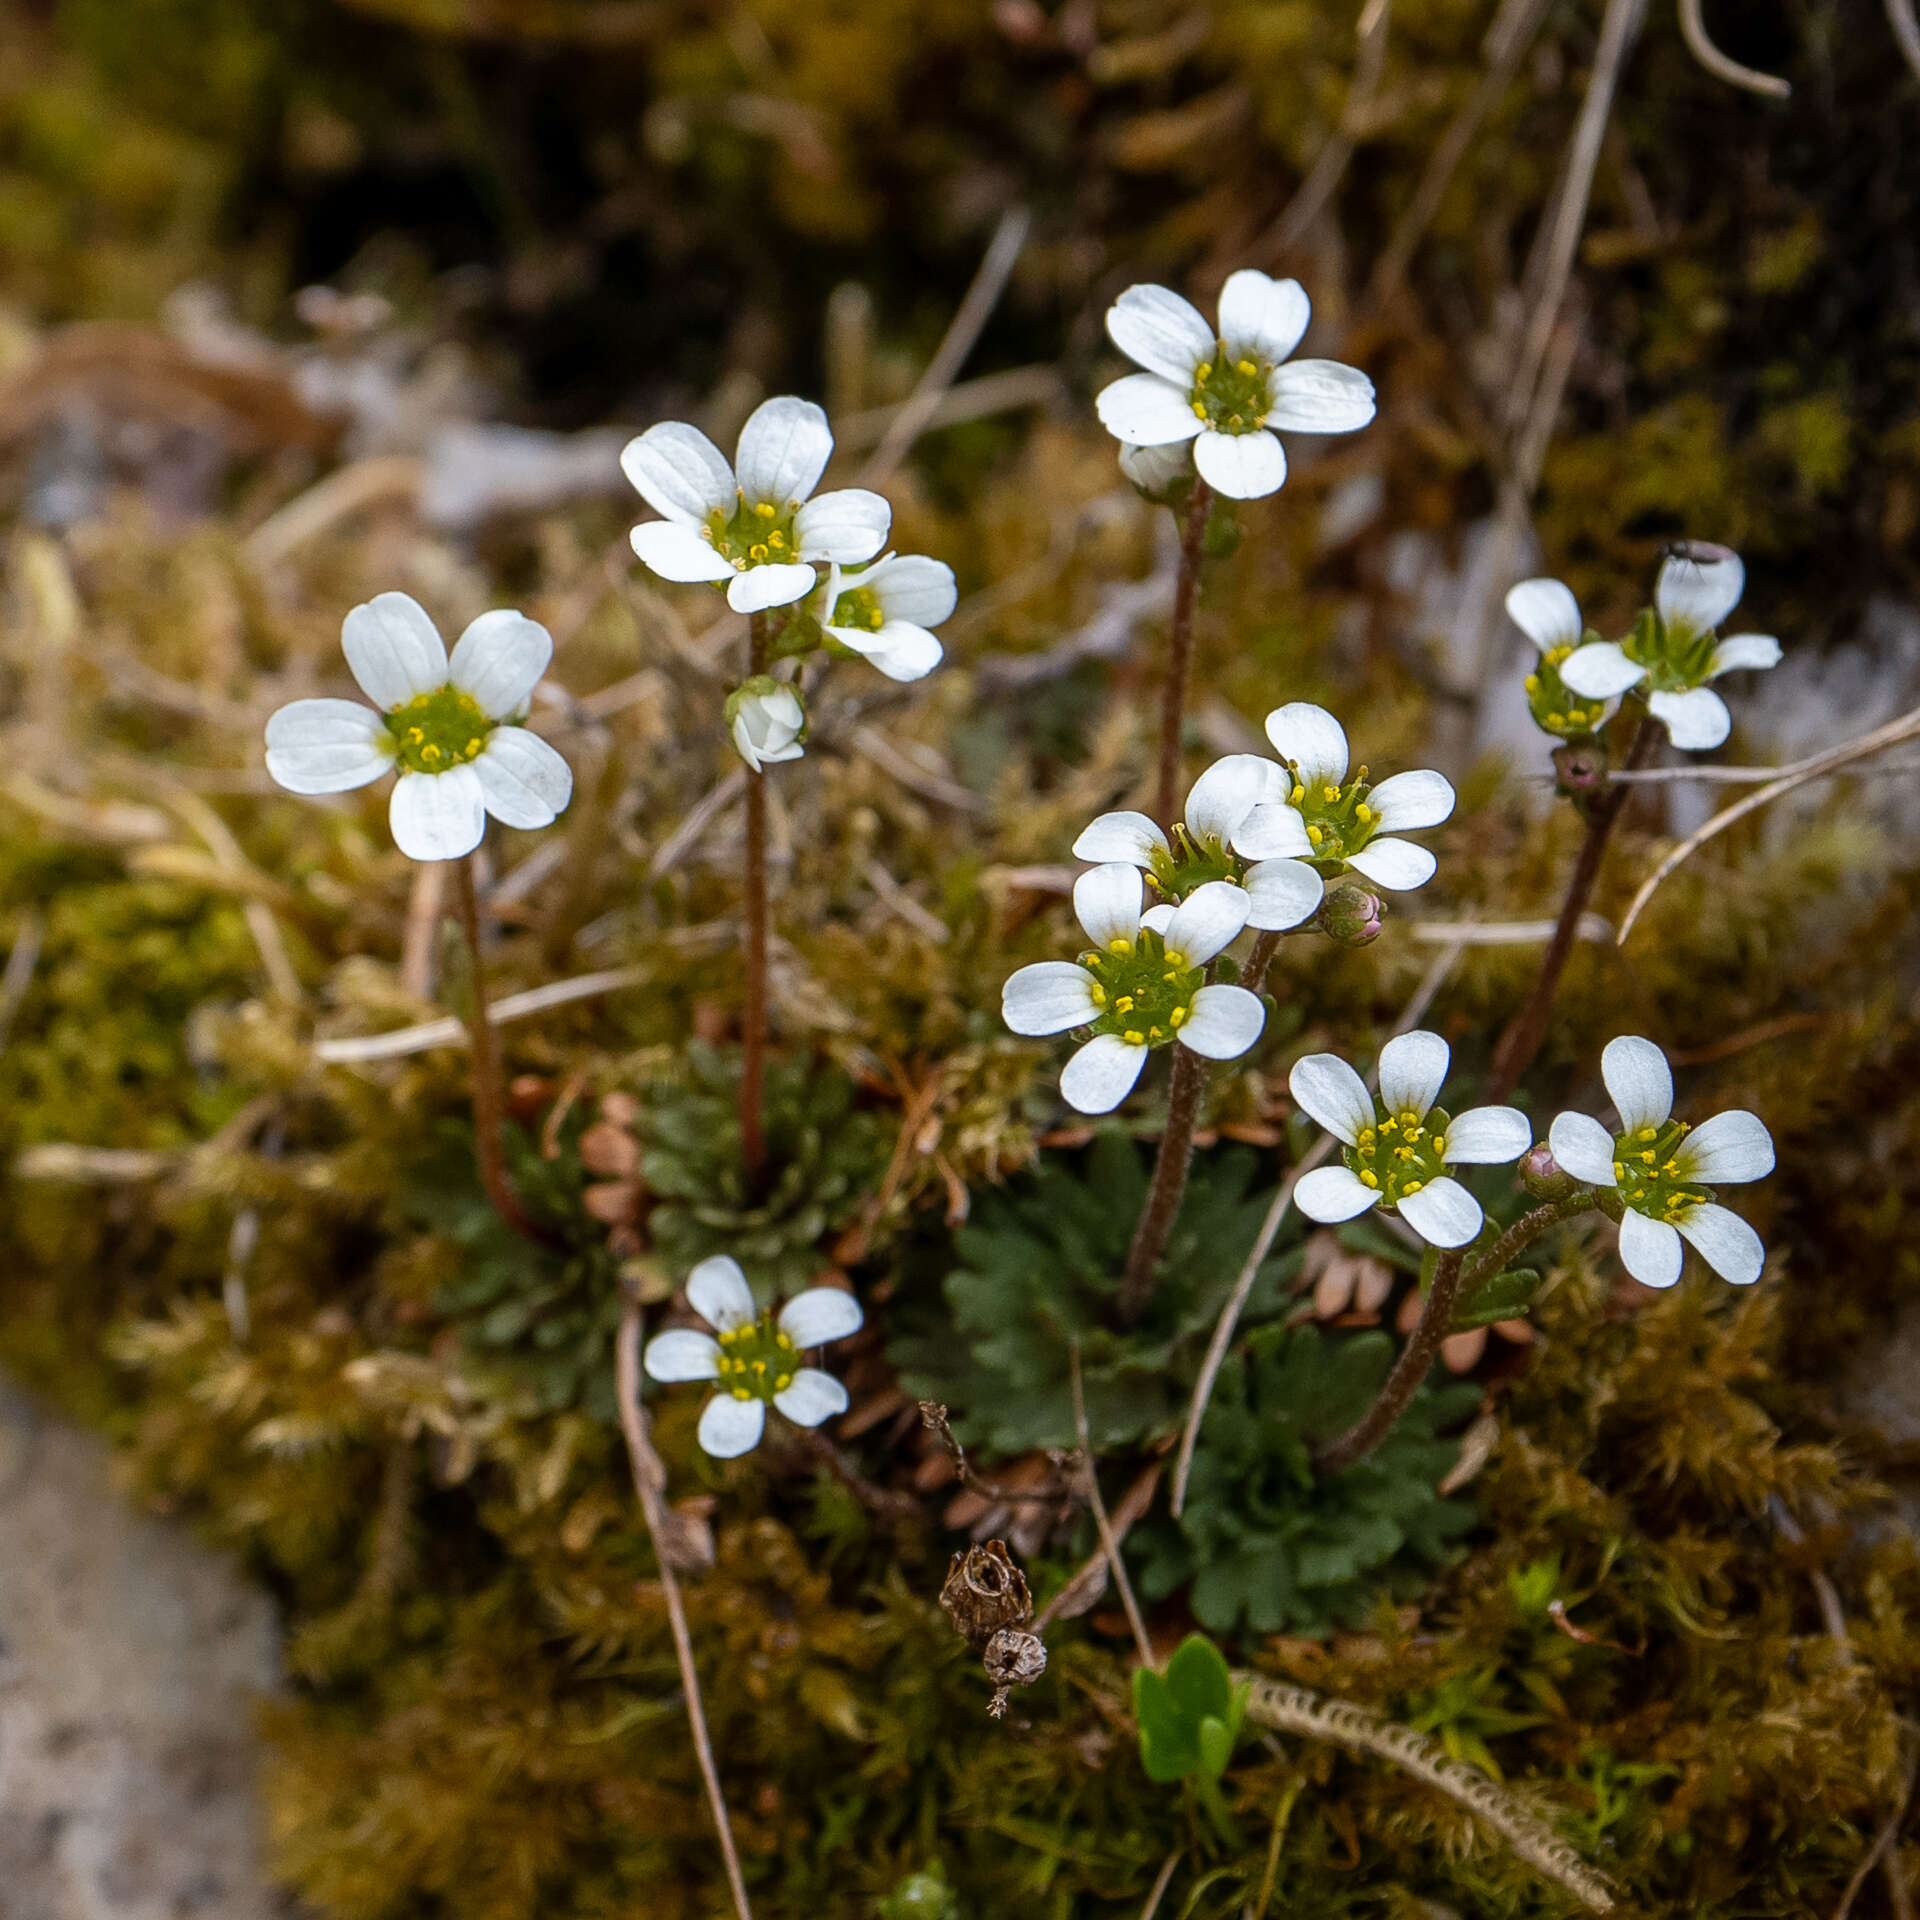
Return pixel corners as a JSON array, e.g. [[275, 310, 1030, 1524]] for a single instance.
[[316, 964, 648, 1062], [244, 455, 424, 570], [1031, 1465, 1161, 1632], [739, 616, 773, 1188], [1677, 0, 1791, 98], [1889, 0, 1920, 83], [614, 1302, 755, 1920], [918, 1403, 1080, 1506], [1155, 478, 1214, 832], [649, 769, 748, 880], [837, 364, 1061, 452], [399, 860, 447, 1000], [1251, 1777, 1303, 1917], [860, 205, 1032, 487], [1616, 704, 1920, 944], [1116, 1043, 1206, 1326], [1137, 1848, 1182, 1920], [0, 907, 43, 1059], [1068, 1337, 1153, 1665], [153, 783, 302, 1004]]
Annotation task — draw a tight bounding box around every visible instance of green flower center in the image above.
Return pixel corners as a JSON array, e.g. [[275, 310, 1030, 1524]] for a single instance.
[[1189, 345, 1272, 435], [713, 1310, 800, 1406], [1525, 642, 1609, 738], [1146, 824, 1243, 901], [830, 584, 885, 633], [385, 686, 493, 774], [1282, 763, 1380, 867], [703, 492, 801, 570], [1622, 606, 1718, 693], [1078, 924, 1206, 1049], [1611, 1119, 1711, 1221], [1346, 1103, 1452, 1208]]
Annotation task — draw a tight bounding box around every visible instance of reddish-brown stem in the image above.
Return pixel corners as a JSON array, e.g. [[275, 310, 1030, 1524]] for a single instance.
[[1116, 1042, 1206, 1326], [1485, 717, 1657, 1103], [1242, 929, 1282, 997], [739, 614, 771, 1187], [452, 856, 557, 1248], [1155, 478, 1214, 831]]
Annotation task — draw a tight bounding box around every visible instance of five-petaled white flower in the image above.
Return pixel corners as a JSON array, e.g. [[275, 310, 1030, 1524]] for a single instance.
[[1547, 1035, 1773, 1287], [1094, 270, 1375, 500], [1232, 704, 1454, 892], [1559, 544, 1781, 751], [621, 395, 891, 615], [1001, 863, 1266, 1114], [642, 1254, 862, 1459], [816, 551, 955, 683], [264, 591, 573, 863], [1504, 578, 1614, 740], [1291, 1031, 1532, 1249], [1073, 754, 1324, 932], [729, 678, 806, 772]]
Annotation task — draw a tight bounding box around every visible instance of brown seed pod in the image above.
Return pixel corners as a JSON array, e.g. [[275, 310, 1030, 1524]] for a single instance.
[[982, 1629, 1048, 1719], [939, 1540, 1033, 1651]]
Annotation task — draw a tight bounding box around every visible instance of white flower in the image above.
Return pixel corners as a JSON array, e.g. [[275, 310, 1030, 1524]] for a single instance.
[[1290, 1032, 1532, 1249], [1118, 440, 1192, 501], [1504, 577, 1615, 739], [1559, 544, 1782, 750], [1547, 1035, 1774, 1288], [643, 1254, 862, 1459], [1001, 863, 1265, 1114], [728, 679, 806, 772], [817, 550, 954, 683], [621, 395, 891, 615], [264, 592, 573, 863], [1094, 270, 1375, 500], [1231, 703, 1453, 892], [1073, 753, 1324, 932]]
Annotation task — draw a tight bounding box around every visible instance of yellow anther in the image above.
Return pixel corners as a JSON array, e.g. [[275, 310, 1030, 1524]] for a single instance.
[[465, 737, 481, 754], [754, 500, 776, 517], [1356, 803, 1373, 823], [768, 530, 786, 547], [1638, 1128, 1658, 1140], [1196, 361, 1212, 380], [732, 1387, 752, 1401], [1641, 1150, 1657, 1165], [1235, 358, 1257, 375], [1290, 782, 1305, 803], [776, 1331, 794, 1350], [1359, 1169, 1379, 1188], [1148, 1025, 1164, 1041], [1088, 984, 1107, 1007], [751, 1359, 766, 1374], [1191, 400, 1208, 420], [1164, 948, 1187, 970], [1548, 645, 1571, 665], [775, 1372, 793, 1391], [1524, 673, 1540, 693], [1124, 1029, 1145, 1045], [1432, 1135, 1447, 1156], [749, 543, 769, 561], [407, 727, 424, 744], [1547, 712, 1566, 728], [1380, 1117, 1398, 1134], [1169, 1005, 1188, 1027], [1357, 1128, 1374, 1149], [1114, 996, 1134, 1014], [1401, 1111, 1420, 1129], [1306, 824, 1323, 845], [1322, 785, 1339, 803], [422, 744, 441, 762], [1402, 1179, 1424, 1194], [1108, 937, 1133, 955]]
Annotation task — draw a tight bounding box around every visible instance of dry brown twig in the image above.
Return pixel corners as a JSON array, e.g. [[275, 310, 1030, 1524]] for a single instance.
[[1068, 1337, 1153, 1665], [918, 1402, 1080, 1507]]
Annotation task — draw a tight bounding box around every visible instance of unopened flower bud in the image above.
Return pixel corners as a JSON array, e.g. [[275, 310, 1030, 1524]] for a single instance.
[[1119, 439, 1192, 503], [1319, 882, 1385, 947], [726, 676, 806, 772], [1552, 737, 1608, 798], [1520, 1143, 1576, 1200]]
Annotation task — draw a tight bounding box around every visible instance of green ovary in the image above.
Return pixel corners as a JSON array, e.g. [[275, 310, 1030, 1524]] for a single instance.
[[831, 585, 884, 633], [1147, 825, 1241, 901], [713, 1311, 801, 1406], [1281, 765, 1381, 867], [1078, 926, 1205, 1049], [1346, 1104, 1452, 1208], [1188, 345, 1272, 435], [1611, 1120, 1710, 1221], [1622, 606, 1717, 693], [704, 491, 801, 569], [386, 686, 493, 774]]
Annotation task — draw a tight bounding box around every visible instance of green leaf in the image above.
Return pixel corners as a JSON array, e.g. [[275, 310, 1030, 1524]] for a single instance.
[[1196, 1713, 1234, 1781], [1453, 1266, 1543, 1330]]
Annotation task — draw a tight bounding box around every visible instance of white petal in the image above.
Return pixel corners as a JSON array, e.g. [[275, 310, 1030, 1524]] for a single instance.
[[1377, 1030, 1449, 1120], [1106, 282, 1215, 385], [774, 1368, 848, 1427], [620, 421, 735, 523], [1073, 811, 1169, 866], [697, 1394, 766, 1458], [1119, 440, 1192, 493], [1263, 703, 1348, 785], [1243, 857, 1323, 930], [1559, 641, 1648, 699], [727, 562, 818, 613], [1548, 1111, 1618, 1187], [1140, 904, 1175, 935], [1365, 768, 1454, 833], [1264, 360, 1376, 434], [1194, 427, 1286, 500], [778, 1287, 863, 1347], [342, 592, 448, 709], [1184, 754, 1283, 845], [264, 699, 392, 794], [855, 551, 955, 628], [1672, 1109, 1774, 1185], [1504, 578, 1582, 653], [732, 713, 804, 771], [1673, 1202, 1765, 1285], [1289, 1052, 1375, 1145], [1396, 1176, 1483, 1249], [1217, 270, 1310, 366], [1656, 545, 1744, 635], [449, 609, 552, 719], [1648, 687, 1731, 752], [1073, 862, 1144, 949], [1096, 373, 1208, 447], [1602, 1036, 1673, 1134], [857, 621, 944, 683], [1231, 800, 1314, 861], [1177, 984, 1265, 1060], [631, 520, 735, 584], [1441, 1106, 1532, 1165], [1294, 1165, 1382, 1224], [1002, 962, 1100, 1037], [474, 727, 573, 830], [793, 489, 891, 564], [1617, 1208, 1683, 1288], [389, 766, 485, 862], [686, 1255, 756, 1332], [1708, 634, 1781, 678], [1059, 1035, 1149, 1114], [643, 1329, 722, 1382], [1160, 880, 1250, 967], [734, 395, 832, 508], [1346, 837, 1437, 891]]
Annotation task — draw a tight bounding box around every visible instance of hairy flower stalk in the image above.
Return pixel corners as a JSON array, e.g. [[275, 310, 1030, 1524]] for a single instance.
[[1116, 1032, 1206, 1327], [740, 613, 773, 1186], [1156, 476, 1213, 830]]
